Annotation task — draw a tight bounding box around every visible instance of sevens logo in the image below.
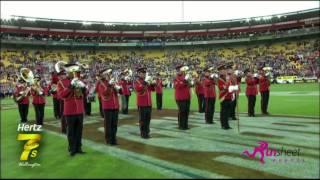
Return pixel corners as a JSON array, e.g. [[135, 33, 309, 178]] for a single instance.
[[17, 134, 42, 161]]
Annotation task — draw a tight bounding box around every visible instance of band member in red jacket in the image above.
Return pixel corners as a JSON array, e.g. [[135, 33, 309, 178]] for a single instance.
[[202, 67, 217, 124], [31, 74, 46, 125], [134, 67, 155, 139], [195, 71, 205, 113], [174, 64, 192, 130], [119, 69, 132, 114], [218, 63, 238, 130], [245, 69, 259, 117], [95, 74, 104, 118], [58, 63, 86, 156], [57, 70, 68, 134], [49, 72, 61, 119], [258, 66, 271, 115], [14, 78, 31, 123], [155, 73, 165, 110], [230, 70, 242, 120], [98, 68, 122, 145]]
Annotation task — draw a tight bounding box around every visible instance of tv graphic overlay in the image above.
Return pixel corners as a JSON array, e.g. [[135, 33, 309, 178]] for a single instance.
[[17, 124, 42, 168]]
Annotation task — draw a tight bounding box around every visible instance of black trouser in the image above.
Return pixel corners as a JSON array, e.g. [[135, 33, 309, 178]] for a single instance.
[[18, 104, 29, 123], [197, 94, 205, 113], [60, 100, 67, 134], [176, 100, 190, 130], [220, 100, 231, 129], [205, 97, 215, 124], [122, 95, 130, 114], [66, 114, 83, 154], [103, 109, 119, 144], [230, 97, 237, 119], [53, 98, 61, 119], [156, 93, 163, 110], [138, 106, 152, 138], [261, 91, 270, 114], [83, 97, 91, 115], [247, 95, 256, 116], [85, 102, 91, 115], [98, 97, 104, 118], [33, 104, 45, 125]]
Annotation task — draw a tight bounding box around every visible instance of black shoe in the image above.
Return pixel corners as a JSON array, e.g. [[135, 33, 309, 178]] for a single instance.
[[70, 152, 76, 156], [232, 117, 237, 120], [227, 127, 232, 129], [77, 150, 86, 154]]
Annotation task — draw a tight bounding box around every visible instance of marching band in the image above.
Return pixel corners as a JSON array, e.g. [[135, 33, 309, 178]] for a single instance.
[[12, 60, 273, 156]]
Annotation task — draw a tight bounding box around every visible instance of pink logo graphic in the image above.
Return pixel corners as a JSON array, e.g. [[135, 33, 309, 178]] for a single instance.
[[242, 141, 277, 164]]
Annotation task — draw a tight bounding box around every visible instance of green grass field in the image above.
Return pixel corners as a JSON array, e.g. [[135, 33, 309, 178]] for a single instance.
[[1, 83, 319, 178]]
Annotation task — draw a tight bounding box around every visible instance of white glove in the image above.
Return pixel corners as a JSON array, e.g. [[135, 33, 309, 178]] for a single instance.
[[234, 70, 240, 76], [228, 85, 239, 93], [145, 76, 152, 83], [124, 76, 130, 81], [266, 72, 270, 77], [109, 78, 115, 85], [114, 85, 122, 91], [39, 91, 44, 95], [77, 81, 86, 88], [210, 73, 218, 79], [190, 80, 195, 86], [71, 78, 79, 87], [185, 74, 190, 81], [254, 73, 259, 78]]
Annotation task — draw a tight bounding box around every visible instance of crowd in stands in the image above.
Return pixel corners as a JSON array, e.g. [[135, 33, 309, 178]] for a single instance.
[[0, 38, 319, 98], [1, 26, 318, 44]]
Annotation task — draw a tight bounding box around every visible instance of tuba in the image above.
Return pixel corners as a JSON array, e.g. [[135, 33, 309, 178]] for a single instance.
[[76, 62, 89, 70], [55, 61, 67, 74]]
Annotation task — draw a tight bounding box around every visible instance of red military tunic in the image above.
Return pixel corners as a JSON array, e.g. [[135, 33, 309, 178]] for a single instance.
[[57, 78, 84, 116], [98, 80, 121, 110], [195, 79, 204, 95], [173, 74, 191, 101], [31, 86, 46, 104], [218, 77, 232, 101], [14, 84, 30, 104], [119, 79, 131, 96], [95, 80, 101, 98], [155, 79, 163, 94], [202, 76, 216, 98], [134, 78, 154, 107], [246, 76, 258, 96], [259, 75, 270, 93]]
